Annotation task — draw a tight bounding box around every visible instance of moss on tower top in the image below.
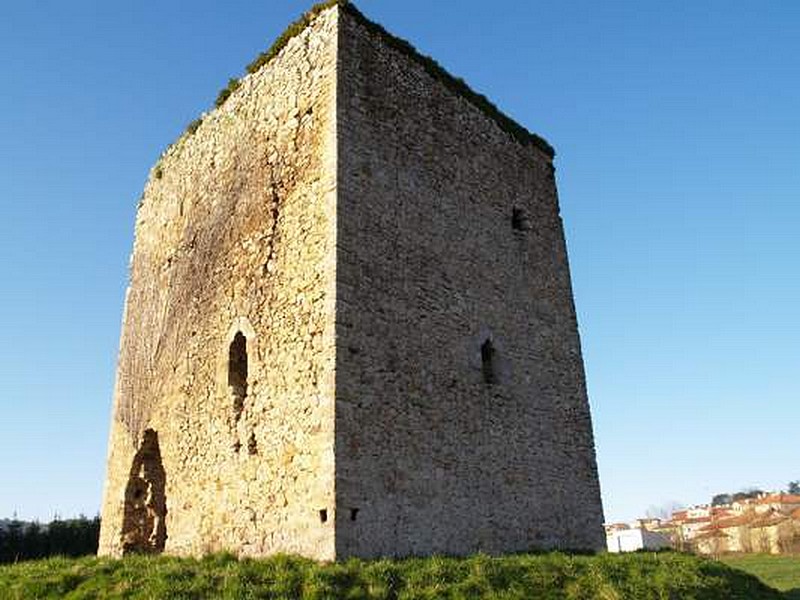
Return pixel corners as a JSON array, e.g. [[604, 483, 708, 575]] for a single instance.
[[174, 0, 554, 166], [250, 0, 555, 158], [337, 2, 556, 159]]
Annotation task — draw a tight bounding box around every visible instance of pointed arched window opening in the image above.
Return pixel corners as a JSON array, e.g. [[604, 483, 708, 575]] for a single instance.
[[229, 332, 248, 423], [481, 339, 497, 385]]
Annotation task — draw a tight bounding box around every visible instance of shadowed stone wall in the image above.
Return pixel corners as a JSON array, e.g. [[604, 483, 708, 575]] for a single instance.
[[334, 10, 604, 557]]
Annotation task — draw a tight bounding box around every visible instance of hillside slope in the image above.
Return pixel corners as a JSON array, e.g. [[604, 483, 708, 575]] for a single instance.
[[721, 554, 800, 597], [0, 551, 786, 599]]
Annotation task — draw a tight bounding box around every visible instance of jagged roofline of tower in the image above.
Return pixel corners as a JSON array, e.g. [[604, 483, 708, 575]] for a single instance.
[[169, 0, 555, 161], [335, 1, 555, 158]]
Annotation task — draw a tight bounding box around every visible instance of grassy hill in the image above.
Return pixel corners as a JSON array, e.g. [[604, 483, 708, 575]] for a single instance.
[[0, 551, 791, 599], [720, 554, 800, 599]]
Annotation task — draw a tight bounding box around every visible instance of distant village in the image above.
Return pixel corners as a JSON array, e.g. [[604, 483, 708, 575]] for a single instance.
[[606, 488, 800, 556]]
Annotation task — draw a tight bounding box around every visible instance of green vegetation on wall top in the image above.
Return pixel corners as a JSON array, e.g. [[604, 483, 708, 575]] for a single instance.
[[215, 78, 242, 109], [339, 2, 556, 158], [162, 0, 553, 184], [245, 0, 343, 76]]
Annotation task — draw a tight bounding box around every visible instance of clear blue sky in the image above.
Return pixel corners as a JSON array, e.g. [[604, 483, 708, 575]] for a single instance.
[[1, 0, 798, 525]]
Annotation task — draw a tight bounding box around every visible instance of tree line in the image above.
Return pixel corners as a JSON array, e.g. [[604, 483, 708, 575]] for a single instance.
[[711, 480, 800, 506], [0, 516, 100, 563]]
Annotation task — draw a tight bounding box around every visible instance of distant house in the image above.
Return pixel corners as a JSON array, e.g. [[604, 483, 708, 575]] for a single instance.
[[624, 491, 800, 556], [604, 523, 630, 535], [693, 501, 800, 555], [671, 510, 688, 522], [692, 528, 729, 556], [663, 504, 735, 542], [693, 513, 754, 555], [686, 506, 712, 519], [752, 494, 800, 515], [679, 516, 713, 541], [634, 518, 662, 531], [606, 527, 671, 553], [711, 506, 734, 519], [730, 493, 800, 515], [749, 511, 797, 554]]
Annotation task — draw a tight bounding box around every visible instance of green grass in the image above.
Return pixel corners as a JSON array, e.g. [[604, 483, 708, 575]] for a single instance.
[[0, 551, 788, 599], [721, 554, 800, 597]]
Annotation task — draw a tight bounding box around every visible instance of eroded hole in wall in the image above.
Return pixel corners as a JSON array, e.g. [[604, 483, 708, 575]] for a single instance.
[[481, 339, 497, 385], [350, 508, 359, 522], [121, 429, 167, 555], [229, 332, 248, 424], [319, 509, 328, 523], [247, 433, 258, 456], [511, 207, 529, 231]]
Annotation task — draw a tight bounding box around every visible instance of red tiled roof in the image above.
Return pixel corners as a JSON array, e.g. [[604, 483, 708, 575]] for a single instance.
[[681, 516, 712, 525], [698, 514, 753, 532], [755, 494, 800, 505], [693, 529, 729, 541], [750, 513, 790, 528]]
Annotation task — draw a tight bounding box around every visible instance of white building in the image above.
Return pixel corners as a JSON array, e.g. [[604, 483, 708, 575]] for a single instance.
[[607, 527, 672, 553]]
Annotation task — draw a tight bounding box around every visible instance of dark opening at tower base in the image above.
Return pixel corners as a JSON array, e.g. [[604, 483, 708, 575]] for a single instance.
[[121, 429, 168, 554]]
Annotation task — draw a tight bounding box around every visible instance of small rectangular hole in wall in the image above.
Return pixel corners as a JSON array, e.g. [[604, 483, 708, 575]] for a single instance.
[[512, 207, 529, 231], [319, 509, 328, 523], [350, 508, 359, 522], [481, 339, 497, 384]]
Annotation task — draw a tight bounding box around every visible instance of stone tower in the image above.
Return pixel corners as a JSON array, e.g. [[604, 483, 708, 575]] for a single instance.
[[99, 1, 605, 560]]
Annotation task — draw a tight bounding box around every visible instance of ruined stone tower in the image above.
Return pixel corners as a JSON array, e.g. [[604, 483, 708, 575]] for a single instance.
[[99, 1, 605, 560]]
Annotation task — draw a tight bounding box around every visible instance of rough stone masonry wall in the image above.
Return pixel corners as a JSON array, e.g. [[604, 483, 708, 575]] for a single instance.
[[99, 8, 339, 559], [334, 10, 605, 557]]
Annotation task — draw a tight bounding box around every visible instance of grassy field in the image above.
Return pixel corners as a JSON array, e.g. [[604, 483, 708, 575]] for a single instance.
[[0, 551, 789, 599], [721, 554, 800, 598]]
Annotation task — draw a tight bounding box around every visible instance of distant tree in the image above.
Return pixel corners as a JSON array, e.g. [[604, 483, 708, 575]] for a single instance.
[[732, 488, 763, 502], [703, 531, 725, 559], [0, 519, 24, 563], [711, 493, 733, 506], [752, 527, 772, 553], [739, 521, 754, 554], [21, 521, 43, 559], [788, 481, 800, 495], [0, 515, 100, 564], [669, 524, 691, 553], [646, 501, 685, 521]]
